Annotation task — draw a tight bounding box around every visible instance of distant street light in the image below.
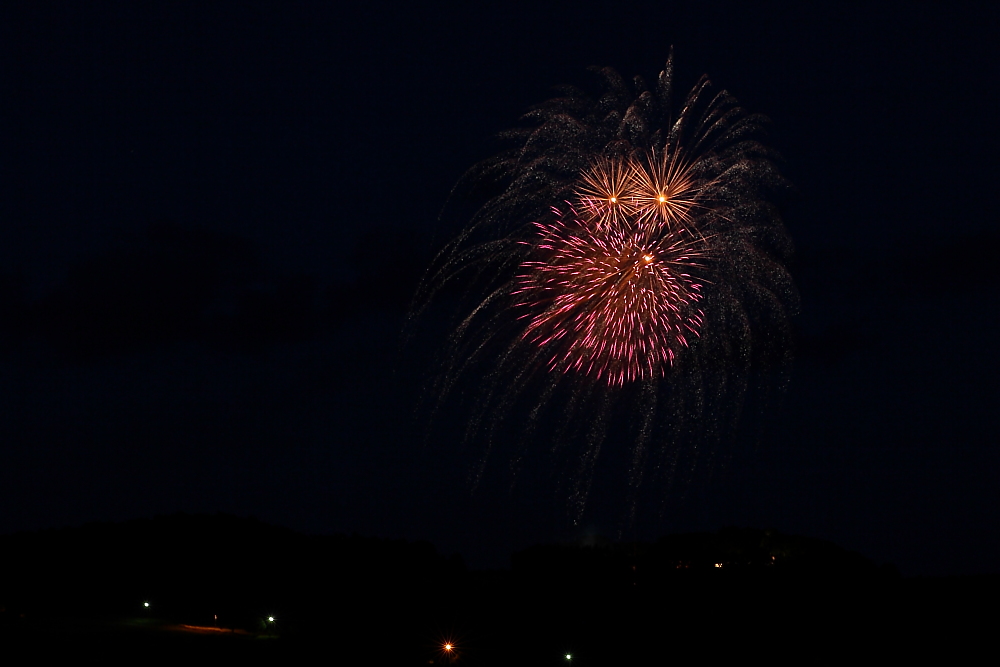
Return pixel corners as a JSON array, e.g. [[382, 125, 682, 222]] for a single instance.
[[143, 602, 150, 608]]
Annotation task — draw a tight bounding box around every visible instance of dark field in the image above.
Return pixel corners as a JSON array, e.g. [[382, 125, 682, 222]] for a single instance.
[[2, 514, 995, 664]]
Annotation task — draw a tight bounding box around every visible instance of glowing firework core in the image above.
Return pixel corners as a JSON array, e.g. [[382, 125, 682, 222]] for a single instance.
[[514, 151, 707, 385]]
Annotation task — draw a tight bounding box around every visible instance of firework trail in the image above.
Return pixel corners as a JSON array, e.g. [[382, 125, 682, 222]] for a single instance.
[[409, 51, 797, 528]]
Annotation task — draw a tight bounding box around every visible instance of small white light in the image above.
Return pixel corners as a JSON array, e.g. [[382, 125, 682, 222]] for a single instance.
[[566, 654, 573, 661], [143, 602, 150, 608], [268, 616, 275, 622]]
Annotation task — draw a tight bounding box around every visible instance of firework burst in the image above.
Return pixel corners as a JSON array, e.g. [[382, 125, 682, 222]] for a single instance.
[[409, 50, 797, 528], [629, 150, 706, 229], [513, 152, 710, 385]]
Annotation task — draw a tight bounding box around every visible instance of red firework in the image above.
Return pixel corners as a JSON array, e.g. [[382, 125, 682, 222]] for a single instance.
[[513, 153, 709, 385]]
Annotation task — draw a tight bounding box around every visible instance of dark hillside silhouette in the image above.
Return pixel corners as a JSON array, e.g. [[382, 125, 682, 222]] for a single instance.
[[2, 514, 996, 663]]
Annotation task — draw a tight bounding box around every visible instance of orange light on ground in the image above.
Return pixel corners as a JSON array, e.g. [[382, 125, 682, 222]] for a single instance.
[[170, 624, 252, 635], [435, 633, 461, 662]]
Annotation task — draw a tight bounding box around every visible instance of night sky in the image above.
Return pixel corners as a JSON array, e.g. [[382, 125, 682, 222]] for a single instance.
[[2, 1, 998, 575]]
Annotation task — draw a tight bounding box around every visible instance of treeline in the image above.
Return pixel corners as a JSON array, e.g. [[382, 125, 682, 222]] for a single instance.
[[0, 514, 995, 664], [0, 513, 461, 626], [0, 221, 429, 359]]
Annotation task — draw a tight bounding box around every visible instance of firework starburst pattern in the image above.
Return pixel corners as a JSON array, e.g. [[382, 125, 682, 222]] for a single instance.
[[410, 50, 797, 525], [514, 152, 709, 385]]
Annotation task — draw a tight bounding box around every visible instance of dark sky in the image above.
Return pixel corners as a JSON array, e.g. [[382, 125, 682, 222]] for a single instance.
[[2, 1, 998, 575]]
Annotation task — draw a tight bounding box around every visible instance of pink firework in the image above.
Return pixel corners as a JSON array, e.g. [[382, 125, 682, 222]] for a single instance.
[[513, 154, 709, 385], [413, 55, 796, 521]]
